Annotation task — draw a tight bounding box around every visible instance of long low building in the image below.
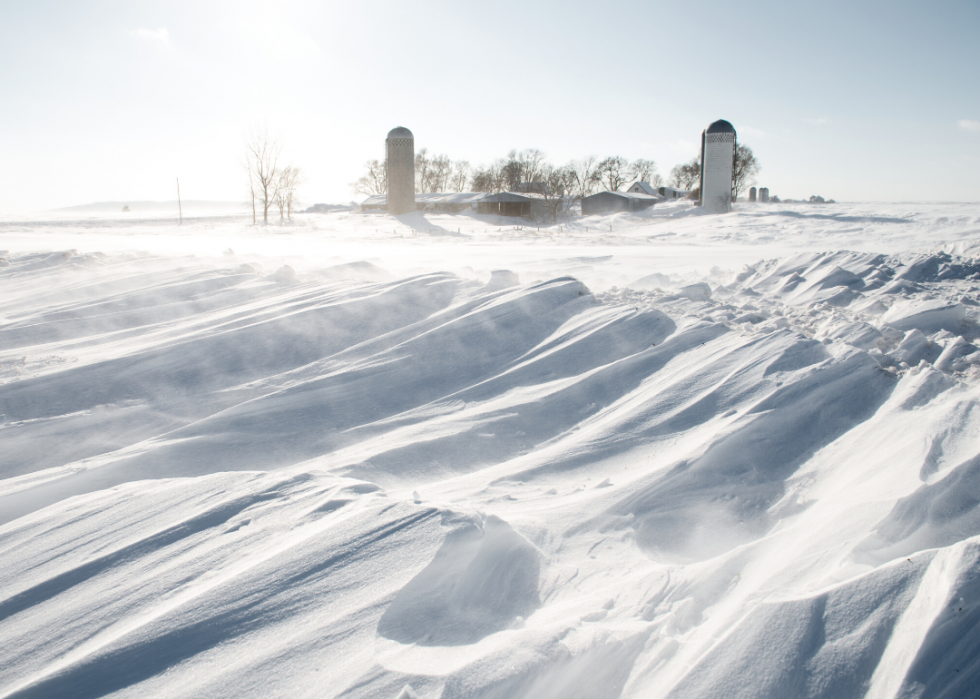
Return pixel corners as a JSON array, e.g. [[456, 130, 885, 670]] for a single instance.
[[360, 192, 486, 213], [581, 190, 661, 215], [362, 191, 554, 218]]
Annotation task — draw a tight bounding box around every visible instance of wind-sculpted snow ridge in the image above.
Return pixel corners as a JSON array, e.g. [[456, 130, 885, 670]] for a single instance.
[[1, 243, 980, 699]]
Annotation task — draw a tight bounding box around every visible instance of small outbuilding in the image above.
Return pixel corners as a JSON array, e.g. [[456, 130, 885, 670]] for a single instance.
[[656, 186, 689, 200], [581, 190, 660, 215], [360, 194, 387, 212]]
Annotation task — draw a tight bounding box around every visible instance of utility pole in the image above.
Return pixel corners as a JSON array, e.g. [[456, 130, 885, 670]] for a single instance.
[[176, 177, 183, 225]]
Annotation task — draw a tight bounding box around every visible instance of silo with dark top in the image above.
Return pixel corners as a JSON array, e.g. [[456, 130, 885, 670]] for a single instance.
[[386, 126, 415, 215], [699, 119, 736, 214], [749, 186, 757, 202]]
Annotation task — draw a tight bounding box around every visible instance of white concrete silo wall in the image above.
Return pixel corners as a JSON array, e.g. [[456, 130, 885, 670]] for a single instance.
[[702, 133, 734, 214], [386, 137, 415, 215]]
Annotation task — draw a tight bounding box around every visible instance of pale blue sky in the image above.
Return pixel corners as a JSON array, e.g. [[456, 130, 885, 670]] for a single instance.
[[1, 0, 978, 211]]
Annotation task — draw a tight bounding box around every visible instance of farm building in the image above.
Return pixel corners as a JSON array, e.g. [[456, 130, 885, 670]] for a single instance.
[[581, 190, 660, 215], [360, 195, 387, 212], [360, 192, 487, 213], [626, 182, 689, 200], [361, 191, 561, 219], [658, 186, 689, 200], [416, 192, 486, 212], [625, 182, 660, 196], [476, 192, 551, 219]]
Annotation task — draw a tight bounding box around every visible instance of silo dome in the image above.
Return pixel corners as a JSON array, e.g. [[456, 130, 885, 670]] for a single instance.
[[706, 119, 735, 134], [387, 126, 414, 139]]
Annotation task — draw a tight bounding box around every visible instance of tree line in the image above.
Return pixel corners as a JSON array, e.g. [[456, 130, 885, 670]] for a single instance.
[[353, 150, 664, 199], [353, 145, 759, 203]]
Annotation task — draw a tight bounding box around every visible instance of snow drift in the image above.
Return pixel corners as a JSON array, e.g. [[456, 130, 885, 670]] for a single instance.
[[1, 202, 980, 698]]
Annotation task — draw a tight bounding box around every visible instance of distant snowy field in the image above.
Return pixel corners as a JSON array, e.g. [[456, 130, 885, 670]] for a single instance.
[[1, 201, 980, 699]]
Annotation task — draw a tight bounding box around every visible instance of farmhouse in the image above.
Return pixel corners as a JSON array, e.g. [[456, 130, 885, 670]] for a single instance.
[[627, 182, 689, 200]]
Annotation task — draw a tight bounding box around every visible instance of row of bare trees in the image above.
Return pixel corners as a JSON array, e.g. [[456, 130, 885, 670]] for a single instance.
[[244, 129, 303, 224], [351, 151, 471, 197], [351, 144, 761, 213], [414, 149, 472, 193], [352, 150, 665, 199], [469, 152, 662, 196]]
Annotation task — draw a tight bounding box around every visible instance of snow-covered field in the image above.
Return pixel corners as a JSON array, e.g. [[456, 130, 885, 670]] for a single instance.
[[2, 201, 980, 699]]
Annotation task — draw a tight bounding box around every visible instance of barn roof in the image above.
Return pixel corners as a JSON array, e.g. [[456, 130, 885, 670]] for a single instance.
[[628, 182, 659, 196], [583, 190, 661, 201], [480, 191, 548, 203], [416, 192, 487, 204], [360, 192, 489, 207]]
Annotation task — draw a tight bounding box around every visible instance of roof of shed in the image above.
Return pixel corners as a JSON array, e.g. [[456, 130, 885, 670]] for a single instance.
[[480, 191, 548, 203], [361, 192, 488, 206], [583, 190, 661, 201]]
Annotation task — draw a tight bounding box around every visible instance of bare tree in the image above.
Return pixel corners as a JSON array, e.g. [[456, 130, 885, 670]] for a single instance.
[[570, 155, 602, 197], [669, 157, 701, 190], [733, 143, 760, 202], [449, 160, 470, 192], [502, 149, 546, 190], [470, 166, 493, 193], [429, 154, 452, 192], [470, 160, 507, 193], [597, 156, 630, 191], [627, 158, 658, 185], [285, 166, 302, 217], [415, 148, 432, 192], [538, 164, 578, 223], [352, 159, 387, 196], [274, 166, 302, 220], [245, 165, 257, 224], [244, 128, 282, 225]]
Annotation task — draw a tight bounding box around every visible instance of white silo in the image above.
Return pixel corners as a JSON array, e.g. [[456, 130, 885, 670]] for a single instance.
[[698, 119, 736, 214], [386, 126, 415, 215], [760, 187, 769, 203]]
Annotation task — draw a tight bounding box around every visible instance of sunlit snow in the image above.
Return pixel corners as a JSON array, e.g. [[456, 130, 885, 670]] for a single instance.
[[2, 200, 980, 698]]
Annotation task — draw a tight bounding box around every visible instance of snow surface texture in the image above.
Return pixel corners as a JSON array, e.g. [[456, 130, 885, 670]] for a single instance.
[[1, 201, 980, 699]]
